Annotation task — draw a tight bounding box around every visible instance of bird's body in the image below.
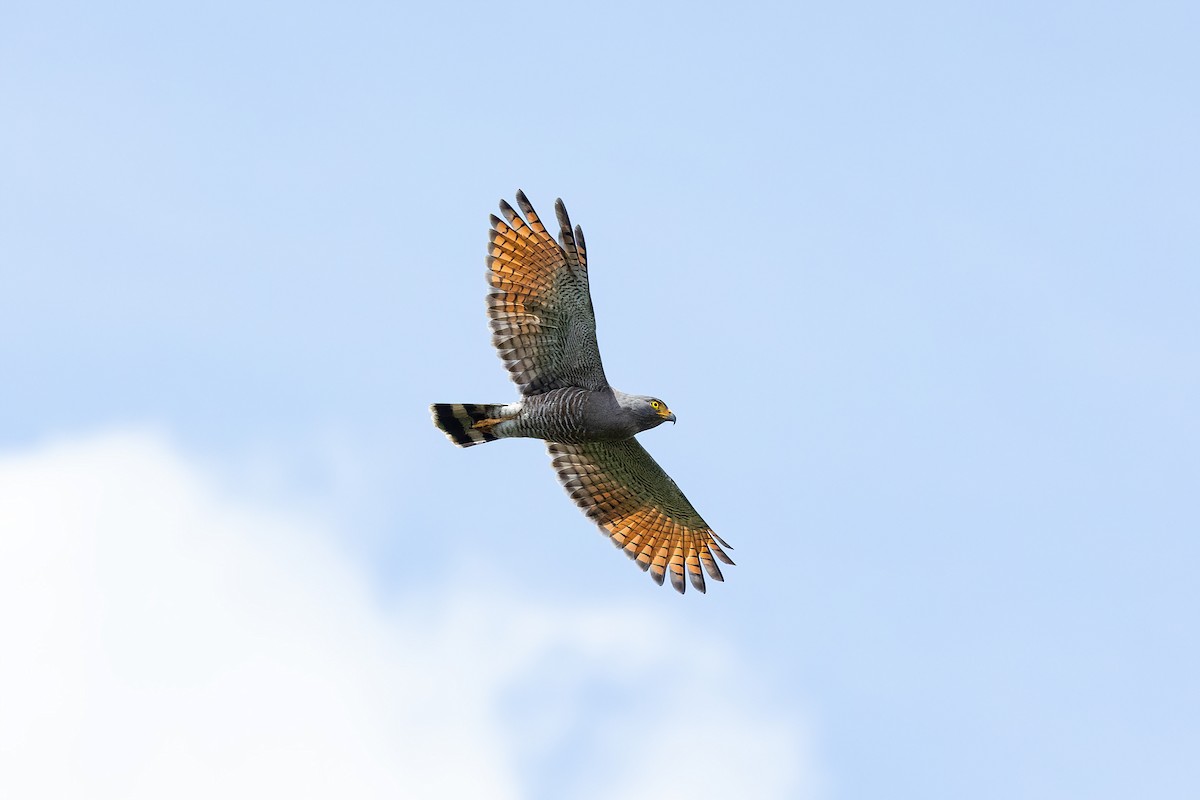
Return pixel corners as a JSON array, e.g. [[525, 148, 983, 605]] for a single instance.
[[431, 192, 733, 593], [436, 388, 670, 445]]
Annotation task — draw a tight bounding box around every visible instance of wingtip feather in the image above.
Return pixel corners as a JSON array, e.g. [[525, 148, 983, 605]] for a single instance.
[[554, 198, 572, 231], [515, 189, 534, 215], [498, 199, 520, 225]]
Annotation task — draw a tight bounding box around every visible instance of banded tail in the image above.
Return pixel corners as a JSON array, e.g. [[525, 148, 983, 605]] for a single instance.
[[431, 403, 508, 447]]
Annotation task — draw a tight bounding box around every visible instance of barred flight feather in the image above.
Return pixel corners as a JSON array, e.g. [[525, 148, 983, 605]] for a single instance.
[[546, 439, 733, 594]]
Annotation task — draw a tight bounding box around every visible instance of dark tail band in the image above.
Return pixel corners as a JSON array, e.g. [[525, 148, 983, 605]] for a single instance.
[[430, 403, 506, 447]]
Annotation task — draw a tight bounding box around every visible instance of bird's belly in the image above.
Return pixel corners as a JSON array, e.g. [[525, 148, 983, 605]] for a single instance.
[[503, 388, 593, 442]]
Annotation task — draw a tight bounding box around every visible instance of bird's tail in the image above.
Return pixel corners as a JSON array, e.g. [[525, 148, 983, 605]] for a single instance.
[[430, 403, 509, 447]]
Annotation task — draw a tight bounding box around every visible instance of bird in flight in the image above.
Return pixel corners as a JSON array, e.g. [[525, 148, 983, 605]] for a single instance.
[[431, 191, 733, 593]]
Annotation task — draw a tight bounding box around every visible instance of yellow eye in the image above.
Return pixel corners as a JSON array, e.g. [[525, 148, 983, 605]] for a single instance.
[[650, 400, 661, 409]]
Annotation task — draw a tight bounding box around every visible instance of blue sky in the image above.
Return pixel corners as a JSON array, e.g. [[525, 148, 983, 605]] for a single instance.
[[2, 2, 1198, 798]]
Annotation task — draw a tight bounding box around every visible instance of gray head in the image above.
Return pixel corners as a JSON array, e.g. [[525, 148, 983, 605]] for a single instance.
[[614, 390, 677, 432]]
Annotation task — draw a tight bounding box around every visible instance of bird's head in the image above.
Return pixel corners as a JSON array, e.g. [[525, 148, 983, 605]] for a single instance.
[[635, 395, 676, 430], [613, 389, 677, 432]]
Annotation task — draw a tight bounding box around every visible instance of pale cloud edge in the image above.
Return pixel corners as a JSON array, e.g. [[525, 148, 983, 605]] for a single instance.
[[0, 429, 817, 800]]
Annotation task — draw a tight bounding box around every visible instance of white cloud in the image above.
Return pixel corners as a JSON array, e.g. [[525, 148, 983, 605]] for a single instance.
[[0, 430, 816, 800]]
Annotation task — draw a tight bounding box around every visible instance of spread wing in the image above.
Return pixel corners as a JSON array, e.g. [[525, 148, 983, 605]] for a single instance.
[[486, 191, 609, 395], [548, 440, 734, 594]]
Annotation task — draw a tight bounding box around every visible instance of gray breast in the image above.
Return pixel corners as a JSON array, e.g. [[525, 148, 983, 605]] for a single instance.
[[582, 390, 639, 441]]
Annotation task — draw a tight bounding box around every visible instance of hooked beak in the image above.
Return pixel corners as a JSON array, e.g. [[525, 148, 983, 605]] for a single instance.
[[664, 410, 677, 424]]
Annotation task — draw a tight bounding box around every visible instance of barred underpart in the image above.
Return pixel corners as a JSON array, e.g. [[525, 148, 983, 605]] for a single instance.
[[501, 388, 591, 443]]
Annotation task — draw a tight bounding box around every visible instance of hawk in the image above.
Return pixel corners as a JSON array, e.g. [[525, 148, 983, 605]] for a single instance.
[[431, 191, 733, 593]]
